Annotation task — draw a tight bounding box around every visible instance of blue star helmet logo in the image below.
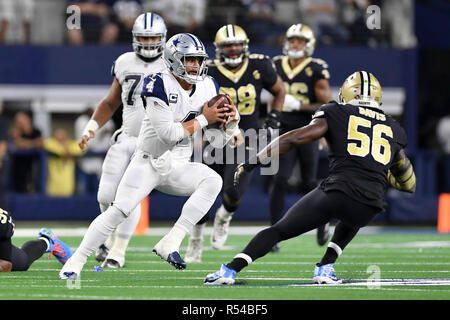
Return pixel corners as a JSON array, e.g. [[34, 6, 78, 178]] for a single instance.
[[173, 38, 181, 47]]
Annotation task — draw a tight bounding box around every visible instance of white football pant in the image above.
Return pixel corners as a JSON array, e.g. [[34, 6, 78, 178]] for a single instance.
[[67, 149, 222, 268]]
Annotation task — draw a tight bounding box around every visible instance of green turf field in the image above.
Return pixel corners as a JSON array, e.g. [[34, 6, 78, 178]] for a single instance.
[[1, 225, 449, 301]]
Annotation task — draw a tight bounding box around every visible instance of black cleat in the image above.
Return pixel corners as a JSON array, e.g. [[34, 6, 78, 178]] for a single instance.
[[102, 258, 121, 269], [317, 223, 330, 246], [167, 252, 187, 270], [152, 248, 186, 270], [95, 244, 109, 262]]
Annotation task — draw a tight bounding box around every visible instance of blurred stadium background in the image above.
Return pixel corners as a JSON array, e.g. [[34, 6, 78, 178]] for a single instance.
[[0, 0, 449, 229]]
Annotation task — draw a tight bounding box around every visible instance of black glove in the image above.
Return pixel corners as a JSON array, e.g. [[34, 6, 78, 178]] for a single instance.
[[233, 161, 260, 187], [263, 109, 281, 138]]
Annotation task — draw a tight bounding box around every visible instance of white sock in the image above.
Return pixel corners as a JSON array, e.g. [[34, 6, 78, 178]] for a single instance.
[[105, 205, 140, 259], [160, 225, 187, 252], [216, 204, 234, 219], [115, 204, 141, 240], [104, 232, 116, 250], [191, 223, 205, 239], [74, 206, 127, 260], [106, 236, 130, 263]]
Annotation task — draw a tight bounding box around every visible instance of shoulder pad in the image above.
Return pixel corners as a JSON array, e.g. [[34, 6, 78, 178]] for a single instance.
[[311, 58, 329, 69], [272, 55, 283, 62], [248, 53, 267, 60], [141, 73, 168, 105]]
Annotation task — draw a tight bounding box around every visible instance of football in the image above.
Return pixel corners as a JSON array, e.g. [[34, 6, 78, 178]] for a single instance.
[[206, 94, 232, 129]]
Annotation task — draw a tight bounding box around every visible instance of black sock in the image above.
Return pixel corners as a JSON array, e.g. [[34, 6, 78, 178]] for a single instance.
[[318, 247, 339, 266], [227, 258, 248, 273]]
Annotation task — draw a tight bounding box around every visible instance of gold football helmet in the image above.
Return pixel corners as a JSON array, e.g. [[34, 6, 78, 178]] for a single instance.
[[283, 24, 316, 59], [339, 71, 382, 109], [214, 24, 249, 68]]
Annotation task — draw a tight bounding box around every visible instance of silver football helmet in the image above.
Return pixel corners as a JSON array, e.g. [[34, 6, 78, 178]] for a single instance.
[[163, 33, 209, 84], [132, 12, 167, 59]]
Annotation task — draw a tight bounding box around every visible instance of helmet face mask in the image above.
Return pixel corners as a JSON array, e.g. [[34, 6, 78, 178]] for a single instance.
[[214, 25, 249, 68], [164, 33, 209, 84], [132, 12, 167, 59], [339, 71, 383, 109], [283, 24, 316, 59]]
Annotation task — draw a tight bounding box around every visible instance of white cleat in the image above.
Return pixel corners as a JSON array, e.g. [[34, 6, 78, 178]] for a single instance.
[[211, 210, 232, 250], [185, 237, 204, 263], [313, 263, 342, 284], [59, 258, 83, 280]]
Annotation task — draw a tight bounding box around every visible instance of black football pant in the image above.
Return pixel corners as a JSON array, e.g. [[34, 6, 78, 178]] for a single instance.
[[269, 139, 319, 225], [228, 188, 380, 272], [11, 240, 47, 271]]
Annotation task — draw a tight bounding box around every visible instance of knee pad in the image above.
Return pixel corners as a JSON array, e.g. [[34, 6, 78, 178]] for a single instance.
[[97, 180, 117, 208], [201, 172, 223, 198]]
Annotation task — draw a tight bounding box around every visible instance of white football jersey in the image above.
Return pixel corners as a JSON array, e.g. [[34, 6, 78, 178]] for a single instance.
[[113, 52, 167, 137], [138, 71, 219, 160]]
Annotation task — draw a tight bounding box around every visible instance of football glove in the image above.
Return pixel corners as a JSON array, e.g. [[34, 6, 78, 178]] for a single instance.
[[282, 94, 302, 112], [233, 161, 260, 187], [263, 109, 281, 138]]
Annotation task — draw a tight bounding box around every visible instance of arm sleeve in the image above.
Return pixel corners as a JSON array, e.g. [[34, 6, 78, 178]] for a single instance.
[[148, 98, 185, 145], [142, 73, 185, 144]]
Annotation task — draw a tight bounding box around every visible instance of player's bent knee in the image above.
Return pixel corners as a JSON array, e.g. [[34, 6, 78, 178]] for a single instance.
[[97, 184, 116, 208], [201, 172, 223, 197], [110, 201, 136, 218]]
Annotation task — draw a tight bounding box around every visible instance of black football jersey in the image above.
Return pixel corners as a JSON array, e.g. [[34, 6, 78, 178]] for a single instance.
[[273, 55, 330, 128], [313, 101, 407, 210], [207, 54, 278, 131], [0, 209, 15, 261]]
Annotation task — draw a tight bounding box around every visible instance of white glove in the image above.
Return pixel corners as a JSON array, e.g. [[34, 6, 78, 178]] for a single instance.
[[282, 94, 302, 112]]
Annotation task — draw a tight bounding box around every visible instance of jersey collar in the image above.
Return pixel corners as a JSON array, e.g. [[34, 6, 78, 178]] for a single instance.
[[281, 56, 312, 80], [215, 59, 249, 83]]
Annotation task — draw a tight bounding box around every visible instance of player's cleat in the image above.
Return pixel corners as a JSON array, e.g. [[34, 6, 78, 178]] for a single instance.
[[185, 237, 204, 263], [101, 258, 121, 269], [153, 241, 186, 270], [313, 263, 342, 284], [316, 223, 330, 246], [59, 257, 83, 280], [204, 264, 236, 285], [211, 209, 232, 250], [38, 228, 72, 264], [60, 271, 78, 280], [95, 244, 109, 262]]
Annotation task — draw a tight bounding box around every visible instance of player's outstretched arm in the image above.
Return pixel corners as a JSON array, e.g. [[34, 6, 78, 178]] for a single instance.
[[387, 149, 416, 193], [233, 118, 327, 185], [79, 77, 122, 151], [258, 117, 328, 163]]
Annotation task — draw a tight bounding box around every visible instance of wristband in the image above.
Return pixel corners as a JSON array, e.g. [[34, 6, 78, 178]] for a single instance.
[[82, 119, 99, 138], [195, 114, 208, 129]]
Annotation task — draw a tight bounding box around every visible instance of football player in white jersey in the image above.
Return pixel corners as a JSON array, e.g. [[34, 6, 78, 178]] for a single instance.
[[60, 33, 239, 279], [77, 12, 167, 269]]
